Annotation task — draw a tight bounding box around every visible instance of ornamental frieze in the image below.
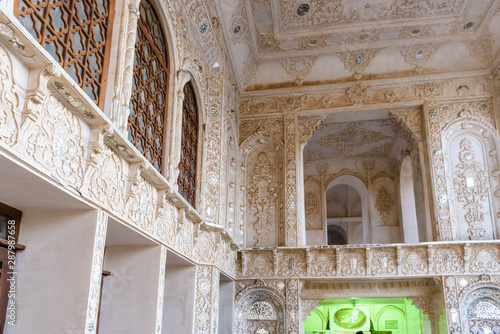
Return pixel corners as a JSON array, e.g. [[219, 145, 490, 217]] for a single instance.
[[238, 243, 500, 279], [238, 75, 494, 116]]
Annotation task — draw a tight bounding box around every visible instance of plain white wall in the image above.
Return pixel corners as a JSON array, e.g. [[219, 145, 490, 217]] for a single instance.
[[6, 209, 98, 334], [99, 245, 161, 334]]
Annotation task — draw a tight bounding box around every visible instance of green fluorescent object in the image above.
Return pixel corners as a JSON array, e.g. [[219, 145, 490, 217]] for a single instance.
[[333, 307, 367, 330]]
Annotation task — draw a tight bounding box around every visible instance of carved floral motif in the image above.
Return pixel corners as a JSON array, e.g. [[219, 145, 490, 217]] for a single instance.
[[0, 45, 18, 146], [375, 187, 394, 225], [340, 249, 366, 276], [125, 173, 156, 234], [309, 250, 336, 276], [26, 94, 85, 189], [453, 138, 490, 239], [246, 151, 280, 247], [401, 248, 428, 274], [84, 144, 126, 214]]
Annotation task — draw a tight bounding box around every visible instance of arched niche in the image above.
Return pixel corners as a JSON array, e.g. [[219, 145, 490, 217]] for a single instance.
[[224, 118, 237, 237], [375, 305, 407, 334], [326, 175, 369, 244], [442, 121, 500, 241], [244, 142, 283, 247], [399, 155, 419, 243], [461, 287, 500, 333], [235, 289, 285, 334]]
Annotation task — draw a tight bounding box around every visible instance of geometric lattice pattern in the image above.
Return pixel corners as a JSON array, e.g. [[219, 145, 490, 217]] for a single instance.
[[128, 0, 170, 171], [16, 0, 114, 108], [468, 298, 500, 320], [247, 301, 277, 320], [177, 81, 198, 207]]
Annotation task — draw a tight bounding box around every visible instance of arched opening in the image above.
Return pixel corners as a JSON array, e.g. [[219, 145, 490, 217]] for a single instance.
[[235, 289, 285, 334], [128, 0, 170, 172], [326, 178, 366, 244], [327, 224, 347, 245], [399, 155, 419, 243], [465, 295, 500, 333], [177, 81, 200, 208]]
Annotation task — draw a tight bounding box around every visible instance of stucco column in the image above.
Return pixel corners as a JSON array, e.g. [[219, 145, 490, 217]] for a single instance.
[[193, 265, 220, 334], [111, 1, 140, 134], [286, 279, 300, 334], [423, 101, 453, 241], [154, 246, 168, 334], [284, 113, 301, 246], [168, 87, 185, 186], [318, 165, 328, 244], [441, 276, 462, 333], [85, 209, 108, 334]]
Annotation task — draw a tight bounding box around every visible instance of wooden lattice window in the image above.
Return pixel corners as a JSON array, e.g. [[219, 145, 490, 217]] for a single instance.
[[177, 82, 199, 207], [128, 0, 169, 171], [15, 0, 114, 109]]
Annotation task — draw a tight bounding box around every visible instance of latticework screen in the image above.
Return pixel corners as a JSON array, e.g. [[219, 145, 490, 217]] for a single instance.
[[128, 0, 170, 171], [16, 0, 114, 108], [177, 81, 198, 207]]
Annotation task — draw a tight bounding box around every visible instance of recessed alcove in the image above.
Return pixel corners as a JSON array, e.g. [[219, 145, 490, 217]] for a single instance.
[[98, 218, 161, 334], [218, 273, 234, 334], [0, 154, 97, 333], [161, 251, 197, 333]]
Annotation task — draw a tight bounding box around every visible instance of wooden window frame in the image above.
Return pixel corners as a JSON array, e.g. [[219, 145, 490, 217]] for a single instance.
[[14, 0, 115, 109], [128, 0, 170, 172], [177, 81, 200, 208]]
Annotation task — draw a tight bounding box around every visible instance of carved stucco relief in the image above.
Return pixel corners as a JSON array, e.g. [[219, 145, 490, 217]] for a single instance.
[[0, 43, 18, 146], [309, 249, 336, 277], [373, 177, 399, 229], [304, 180, 321, 230], [278, 251, 306, 277], [193, 230, 217, 264], [25, 94, 85, 189], [286, 279, 299, 334], [245, 252, 274, 278], [425, 99, 498, 241], [85, 209, 108, 334], [245, 148, 281, 247], [193, 265, 218, 334], [155, 199, 177, 245], [340, 249, 366, 277], [234, 281, 286, 334], [83, 143, 126, 215], [400, 247, 428, 275], [443, 274, 500, 333], [375, 186, 395, 226], [300, 299, 320, 322], [125, 171, 156, 234], [432, 246, 464, 274], [284, 114, 299, 246], [371, 248, 397, 276], [110, 0, 140, 134], [451, 137, 492, 239]]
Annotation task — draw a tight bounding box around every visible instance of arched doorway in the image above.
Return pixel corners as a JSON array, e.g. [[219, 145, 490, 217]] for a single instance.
[[327, 224, 348, 245], [326, 176, 367, 244]]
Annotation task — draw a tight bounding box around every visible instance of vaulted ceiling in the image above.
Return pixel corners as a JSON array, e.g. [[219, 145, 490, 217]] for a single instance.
[[217, 0, 500, 95]]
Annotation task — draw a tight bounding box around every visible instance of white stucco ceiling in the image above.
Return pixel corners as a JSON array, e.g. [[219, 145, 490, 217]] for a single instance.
[[304, 115, 410, 163], [217, 0, 500, 94]]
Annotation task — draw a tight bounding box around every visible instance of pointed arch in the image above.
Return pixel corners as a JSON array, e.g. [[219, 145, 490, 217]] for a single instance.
[[177, 80, 200, 207]]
